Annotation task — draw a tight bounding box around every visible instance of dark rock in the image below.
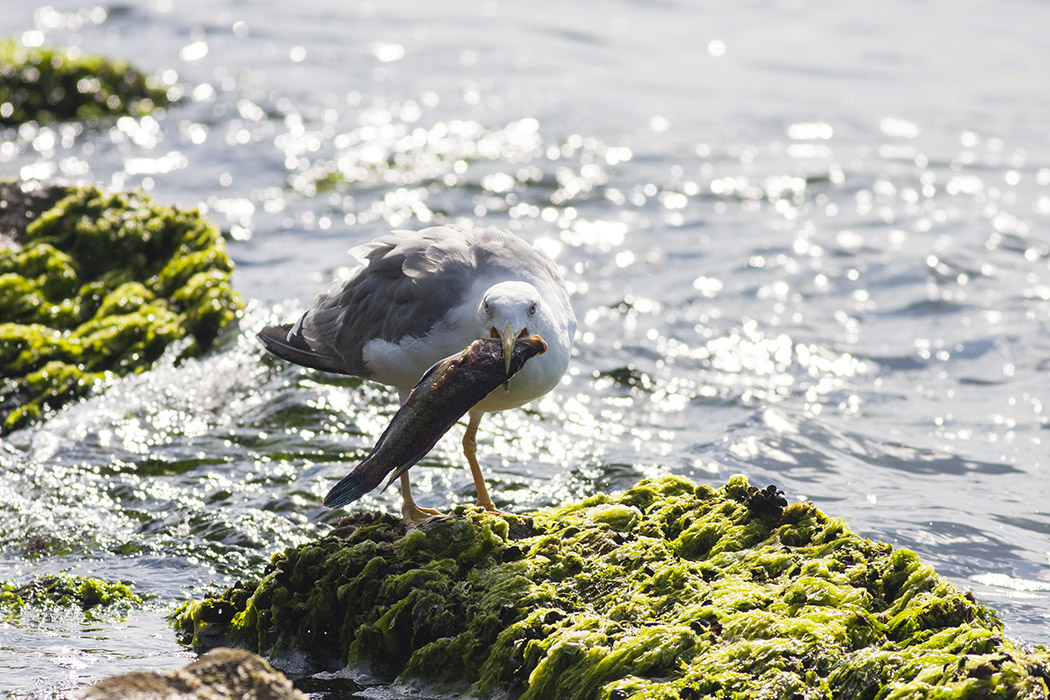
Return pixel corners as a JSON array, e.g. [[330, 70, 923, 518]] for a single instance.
[[73, 647, 306, 700]]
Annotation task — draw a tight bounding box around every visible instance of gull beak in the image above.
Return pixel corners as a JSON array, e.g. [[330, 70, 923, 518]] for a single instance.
[[501, 321, 515, 376]]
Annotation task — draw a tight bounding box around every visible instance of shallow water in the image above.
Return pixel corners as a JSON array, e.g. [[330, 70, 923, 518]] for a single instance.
[[2, 0, 1050, 695]]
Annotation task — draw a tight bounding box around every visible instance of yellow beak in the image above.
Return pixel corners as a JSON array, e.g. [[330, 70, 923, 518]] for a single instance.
[[501, 321, 515, 376]]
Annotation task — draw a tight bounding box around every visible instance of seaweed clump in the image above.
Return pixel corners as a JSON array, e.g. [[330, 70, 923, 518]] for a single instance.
[[1, 573, 142, 613], [173, 476, 1050, 699], [0, 38, 169, 126], [0, 181, 243, 433]]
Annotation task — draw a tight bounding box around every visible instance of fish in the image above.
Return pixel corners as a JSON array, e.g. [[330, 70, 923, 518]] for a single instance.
[[322, 334, 548, 508]]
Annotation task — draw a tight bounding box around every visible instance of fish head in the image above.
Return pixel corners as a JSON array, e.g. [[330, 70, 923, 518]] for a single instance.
[[516, 334, 548, 359]]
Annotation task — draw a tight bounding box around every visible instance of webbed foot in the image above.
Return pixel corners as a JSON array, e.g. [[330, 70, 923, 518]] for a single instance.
[[401, 502, 446, 527], [476, 499, 521, 518]]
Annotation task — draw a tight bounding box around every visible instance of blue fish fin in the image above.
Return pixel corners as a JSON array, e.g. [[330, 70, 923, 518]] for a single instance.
[[413, 358, 445, 389]]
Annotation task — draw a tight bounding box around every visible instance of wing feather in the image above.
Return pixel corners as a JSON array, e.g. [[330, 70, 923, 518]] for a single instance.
[[268, 225, 569, 378]]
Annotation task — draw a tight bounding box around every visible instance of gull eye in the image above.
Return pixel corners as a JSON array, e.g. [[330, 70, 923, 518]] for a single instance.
[[484, 301, 490, 314], [528, 302, 537, 315]]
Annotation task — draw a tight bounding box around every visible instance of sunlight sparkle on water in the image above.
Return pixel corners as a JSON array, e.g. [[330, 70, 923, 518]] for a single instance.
[[4, 2, 1050, 693]]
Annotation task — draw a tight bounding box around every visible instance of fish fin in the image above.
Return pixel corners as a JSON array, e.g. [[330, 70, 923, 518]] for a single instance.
[[402, 356, 456, 393], [410, 357, 447, 390], [377, 467, 401, 494], [323, 460, 388, 508], [429, 361, 457, 391], [377, 456, 424, 495]]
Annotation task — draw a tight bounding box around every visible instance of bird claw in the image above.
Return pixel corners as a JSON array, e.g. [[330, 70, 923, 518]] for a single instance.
[[401, 503, 446, 527], [477, 501, 511, 517], [475, 503, 533, 531]]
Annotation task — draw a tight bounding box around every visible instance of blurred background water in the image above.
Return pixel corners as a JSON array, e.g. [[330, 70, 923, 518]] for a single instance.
[[1, 0, 1049, 696]]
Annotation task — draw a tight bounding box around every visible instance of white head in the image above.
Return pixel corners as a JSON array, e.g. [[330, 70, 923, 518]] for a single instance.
[[477, 281, 547, 368], [466, 279, 575, 408]]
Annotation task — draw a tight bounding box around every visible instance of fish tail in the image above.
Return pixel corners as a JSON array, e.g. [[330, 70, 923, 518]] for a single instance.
[[322, 461, 388, 508]]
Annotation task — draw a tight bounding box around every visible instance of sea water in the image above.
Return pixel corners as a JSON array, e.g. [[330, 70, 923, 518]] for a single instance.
[[1, 0, 1049, 695]]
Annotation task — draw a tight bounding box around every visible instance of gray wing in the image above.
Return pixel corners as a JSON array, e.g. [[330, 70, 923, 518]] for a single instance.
[[261, 225, 567, 378]]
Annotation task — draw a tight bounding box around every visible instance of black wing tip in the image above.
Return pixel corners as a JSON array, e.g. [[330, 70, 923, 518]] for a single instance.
[[256, 321, 351, 375], [257, 322, 293, 345], [256, 323, 298, 355]]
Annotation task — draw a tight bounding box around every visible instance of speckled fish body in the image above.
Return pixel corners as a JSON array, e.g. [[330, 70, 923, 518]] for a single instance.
[[323, 335, 547, 508]]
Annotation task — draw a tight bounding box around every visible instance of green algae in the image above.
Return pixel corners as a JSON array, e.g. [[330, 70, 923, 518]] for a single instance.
[[1, 573, 142, 613], [0, 38, 169, 126], [172, 476, 1050, 699], [0, 181, 243, 433]]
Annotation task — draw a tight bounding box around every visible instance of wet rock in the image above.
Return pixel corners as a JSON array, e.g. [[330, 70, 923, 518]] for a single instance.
[[0, 181, 242, 433], [0, 38, 169, 126], [173, 476, 1050, 699], [74, 647, 306, 700]]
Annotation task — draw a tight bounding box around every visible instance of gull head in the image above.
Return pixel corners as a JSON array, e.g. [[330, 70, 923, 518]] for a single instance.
[[477, 281, 549, 375]]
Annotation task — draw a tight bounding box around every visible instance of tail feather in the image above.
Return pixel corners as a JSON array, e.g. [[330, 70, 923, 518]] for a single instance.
[[323, 460, 388, 508], [257, 323, 350, 375]]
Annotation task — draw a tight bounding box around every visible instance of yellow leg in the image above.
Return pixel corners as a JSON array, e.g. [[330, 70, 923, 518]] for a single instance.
[[399, 472, 443, 526], [463, 412, 503, 513]]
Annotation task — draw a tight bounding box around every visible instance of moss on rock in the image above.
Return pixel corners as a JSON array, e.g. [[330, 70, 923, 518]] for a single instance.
[[0, 38, 169, 126], [1, 573, 142, 612], [172, 476, 1050, 699], [0, 181, 242, 433]]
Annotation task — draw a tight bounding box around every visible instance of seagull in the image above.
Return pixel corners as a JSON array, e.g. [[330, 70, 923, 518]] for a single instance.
[[257, 225, 576, 524]]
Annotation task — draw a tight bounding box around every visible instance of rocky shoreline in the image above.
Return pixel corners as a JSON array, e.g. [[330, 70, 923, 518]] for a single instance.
[[0, 180, 242, 433], [174, 476, 1050, 699], [0, 37, 169, 126]]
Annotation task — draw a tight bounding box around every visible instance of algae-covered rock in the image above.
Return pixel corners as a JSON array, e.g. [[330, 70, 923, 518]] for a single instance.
[[74, 647, 307, 700], [173, 476, 1050, 699], [1, 573, 142, 612], [0, 38, 169, 126], [0, 181, 243, 433]]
